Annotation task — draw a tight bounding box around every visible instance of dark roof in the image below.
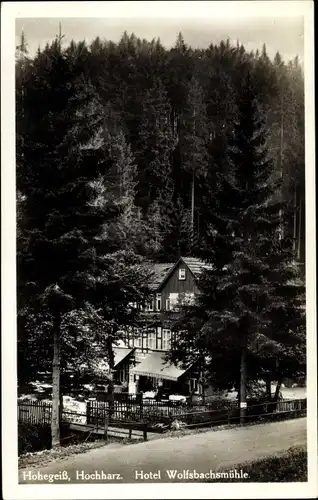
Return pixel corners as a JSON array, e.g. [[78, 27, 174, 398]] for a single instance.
[[182, 257, 213, 277], [150, 257, 213, 291], [149, 263, 175, 290]]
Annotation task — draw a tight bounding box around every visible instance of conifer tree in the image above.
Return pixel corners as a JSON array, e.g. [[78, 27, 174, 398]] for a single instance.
[[17, 41, 150, 445], [179, 77, 209, 246], [17, 41, 110, 446], [135, 80, 176, 214], [16, 34, 306, 432], [170, 73, 304, 420]]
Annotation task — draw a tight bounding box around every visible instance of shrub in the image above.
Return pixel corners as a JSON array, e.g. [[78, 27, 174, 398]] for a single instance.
[[18, 422, 52, 455], [18, 422, 72, 456]]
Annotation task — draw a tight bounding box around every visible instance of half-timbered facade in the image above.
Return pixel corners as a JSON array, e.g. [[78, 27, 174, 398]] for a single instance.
[[114, 257, 212, 396]]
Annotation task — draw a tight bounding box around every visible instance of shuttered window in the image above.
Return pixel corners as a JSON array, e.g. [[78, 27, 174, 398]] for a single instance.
[[179, 268, 186, 280]]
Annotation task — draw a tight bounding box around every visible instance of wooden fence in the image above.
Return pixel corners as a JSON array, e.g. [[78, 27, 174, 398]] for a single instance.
[[93, 392, 143, 404], [85, 397, 213, 425], [86, 397, 307, 428], [18, 399, 52, 425], [18, 397, 307, 430], [173, 398, 307, 428]]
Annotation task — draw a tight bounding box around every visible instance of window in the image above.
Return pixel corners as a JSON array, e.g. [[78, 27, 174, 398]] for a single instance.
[[169, 293, 179, 310], [162, 329, 171, 350], [156, 327, 162, 349], [145, 297, 154, 311], [179, 268, 186, 280], [165, 298, 170, 311], [142, 332, 148, 351], [156, 293, 161, 311], [119, 369, 125, 383], [190, 378, 198, 393], [147, 330, 156, 350], [131, 334, 142, 349]]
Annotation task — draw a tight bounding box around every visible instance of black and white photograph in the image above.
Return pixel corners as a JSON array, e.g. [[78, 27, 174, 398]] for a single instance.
[[1, 1, 316, 499]]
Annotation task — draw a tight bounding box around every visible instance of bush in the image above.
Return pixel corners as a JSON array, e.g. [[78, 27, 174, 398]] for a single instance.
[[18, 422, 52, 455], [18, 422, 72, 456]]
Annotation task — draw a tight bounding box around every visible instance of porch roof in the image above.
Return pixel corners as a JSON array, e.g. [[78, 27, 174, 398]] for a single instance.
[[130, 351, 191, 381], [113, 347, 135, 368]]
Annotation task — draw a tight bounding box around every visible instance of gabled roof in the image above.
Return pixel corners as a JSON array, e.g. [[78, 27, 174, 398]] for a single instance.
[[182, 257, 213, 277], [149, 263, 175, 290], [113, 347, 135, 368], [78, 346, 135, 374], [154, 256, 213, 291]]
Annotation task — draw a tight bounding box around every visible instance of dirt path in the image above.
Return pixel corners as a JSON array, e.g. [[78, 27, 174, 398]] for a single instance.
[[19, 417, 306, 484]]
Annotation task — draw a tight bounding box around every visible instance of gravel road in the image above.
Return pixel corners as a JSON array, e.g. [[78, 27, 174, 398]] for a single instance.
[[19, 417, 306, 484]]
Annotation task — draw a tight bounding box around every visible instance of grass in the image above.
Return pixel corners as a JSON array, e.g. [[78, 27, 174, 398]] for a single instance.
[[19, 440, 112, 469], [242, 445, 307, 482], [205, 446, 307, 482]]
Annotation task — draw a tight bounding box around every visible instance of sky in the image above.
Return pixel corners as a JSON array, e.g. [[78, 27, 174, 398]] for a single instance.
[[16, 16, 304, 63]]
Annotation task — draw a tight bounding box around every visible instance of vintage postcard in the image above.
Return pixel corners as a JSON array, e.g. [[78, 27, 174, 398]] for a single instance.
[[1, 1, 317, 499]]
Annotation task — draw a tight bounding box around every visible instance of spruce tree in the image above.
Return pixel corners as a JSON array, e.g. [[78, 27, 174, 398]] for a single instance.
[[179, 77, 209, 248], [135, 80, 176, 214], [16, 33, 306, 433], [171, 73, 305, 420], [17, 41, 130, 446]]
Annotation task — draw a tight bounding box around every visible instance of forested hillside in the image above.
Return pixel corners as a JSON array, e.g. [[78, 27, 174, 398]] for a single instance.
[[16, 30, 305, 266]]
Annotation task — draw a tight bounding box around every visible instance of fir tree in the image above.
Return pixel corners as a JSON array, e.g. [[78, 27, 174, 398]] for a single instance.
[[16, 29, 29, 62], [179, 77, 209, 247], [16, 34, 306, 425], [17, 42, 135, 446], [170, 73, 305, 420], [135, 80, 176, 214]]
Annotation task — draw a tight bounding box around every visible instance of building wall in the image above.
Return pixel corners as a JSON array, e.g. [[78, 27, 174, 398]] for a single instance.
[[113, 359, 131, 386], [158, 260, 199, 312], [125, 325, 175, 353], [125, 261, 199, 353]]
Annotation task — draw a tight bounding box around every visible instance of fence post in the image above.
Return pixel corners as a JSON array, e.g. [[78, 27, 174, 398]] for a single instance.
[[103, 407, 108, 441], [86, 401, 91, 425], [143, 422, 147, 441], [140, 393, 143, 419]]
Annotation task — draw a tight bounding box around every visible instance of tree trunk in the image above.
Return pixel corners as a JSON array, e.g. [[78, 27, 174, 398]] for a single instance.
[[191, 172, 195, 240], [279, 102, 284, 240], [106, 333, 115, 417], [239, 345, 247, 424], [51, 314, 61, 448], [293, 184, 297, 254], [273, 378, 282, 402], [297, 196, 302, 260], [265, 376, 272, 402], [200, 357, 206, 405], [59, 380, 63, 424]]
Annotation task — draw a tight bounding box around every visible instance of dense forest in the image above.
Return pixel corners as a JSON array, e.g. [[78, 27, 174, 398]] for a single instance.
[[16, 29, 305, 445], [16, 29, 305, 266]]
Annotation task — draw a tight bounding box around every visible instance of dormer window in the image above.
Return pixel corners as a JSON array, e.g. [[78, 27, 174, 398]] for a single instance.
[[179, 268, 186, 280]]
